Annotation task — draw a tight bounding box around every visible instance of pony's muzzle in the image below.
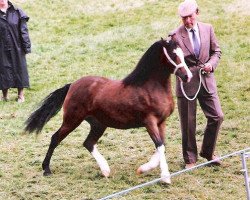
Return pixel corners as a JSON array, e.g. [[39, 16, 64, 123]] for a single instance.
[[175, 67, 193, 83]]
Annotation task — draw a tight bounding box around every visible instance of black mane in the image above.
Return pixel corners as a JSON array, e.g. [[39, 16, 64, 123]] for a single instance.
[[122, 40, 177, 86], [122, 41, 163, 86]]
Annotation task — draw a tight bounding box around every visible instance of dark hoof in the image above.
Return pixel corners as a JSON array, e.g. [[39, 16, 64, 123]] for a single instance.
[[43, 170, 52, 176]]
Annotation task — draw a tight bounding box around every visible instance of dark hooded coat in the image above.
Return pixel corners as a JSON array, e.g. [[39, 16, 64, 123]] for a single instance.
[[0, 1, 31, 90]]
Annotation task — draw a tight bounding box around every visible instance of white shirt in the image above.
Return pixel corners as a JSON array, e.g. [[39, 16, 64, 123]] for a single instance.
[[0, 8, 7, 13], [185, 23, 201, 51]]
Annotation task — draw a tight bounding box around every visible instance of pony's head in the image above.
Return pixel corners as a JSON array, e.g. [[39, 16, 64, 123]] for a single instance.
[[123, 38, 192, 86], [160, 38, 192, 83]]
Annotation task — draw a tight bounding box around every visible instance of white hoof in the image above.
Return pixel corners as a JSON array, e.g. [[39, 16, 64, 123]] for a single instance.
[[161, 177, 171, 184], [161, 173, 171, 184], [136, 166, 144, 175], [101, 169, 110, 177], [136, 164, 150, 175]]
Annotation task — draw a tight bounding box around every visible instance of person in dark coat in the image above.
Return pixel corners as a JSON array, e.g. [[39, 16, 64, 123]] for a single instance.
[[0, 0, 31, 103]]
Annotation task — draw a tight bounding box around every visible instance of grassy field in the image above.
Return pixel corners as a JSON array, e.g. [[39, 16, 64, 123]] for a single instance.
[[0, 0, 249, 199]]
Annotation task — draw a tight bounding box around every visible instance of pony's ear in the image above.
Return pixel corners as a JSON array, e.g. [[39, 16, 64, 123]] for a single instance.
[[166, 35, 172, 43], [161, 36, 171, 43], [160, 37, 167, 45]]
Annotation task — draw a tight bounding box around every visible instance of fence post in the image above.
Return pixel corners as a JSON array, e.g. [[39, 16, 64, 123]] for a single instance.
[[241, 151, 250, 200]]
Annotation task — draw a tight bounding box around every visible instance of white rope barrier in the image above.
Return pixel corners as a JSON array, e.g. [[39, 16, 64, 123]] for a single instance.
[[98, 147, 250, 200]]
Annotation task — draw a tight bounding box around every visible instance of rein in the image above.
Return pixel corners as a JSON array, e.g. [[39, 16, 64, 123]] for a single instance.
[[163, 46, 204, 101], [178, 45, 210, 101], [180, 68, 203, 101]]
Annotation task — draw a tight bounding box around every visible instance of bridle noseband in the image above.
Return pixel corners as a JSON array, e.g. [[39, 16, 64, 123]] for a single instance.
[[162, 46, 189, 76]]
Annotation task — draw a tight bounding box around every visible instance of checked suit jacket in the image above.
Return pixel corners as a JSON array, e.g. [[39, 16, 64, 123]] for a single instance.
[[170, 22, 222, 97]]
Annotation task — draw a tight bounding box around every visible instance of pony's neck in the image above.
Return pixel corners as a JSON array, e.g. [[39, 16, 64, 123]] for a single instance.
[[149, 71, 172, 91], [154, 66, 171, 82]]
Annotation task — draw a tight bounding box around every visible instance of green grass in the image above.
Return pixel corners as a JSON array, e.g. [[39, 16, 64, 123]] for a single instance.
[[0, 0, 249, 199]]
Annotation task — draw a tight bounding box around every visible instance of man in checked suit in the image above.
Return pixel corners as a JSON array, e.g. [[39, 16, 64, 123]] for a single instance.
[[170, 0, 224, 169]]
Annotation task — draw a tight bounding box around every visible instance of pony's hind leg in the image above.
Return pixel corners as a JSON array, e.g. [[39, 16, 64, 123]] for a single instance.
[[42, 129, 61, 176], [84, 117, 109, 177], [42, 124, 79, 176], [42, 113, 86, 176]]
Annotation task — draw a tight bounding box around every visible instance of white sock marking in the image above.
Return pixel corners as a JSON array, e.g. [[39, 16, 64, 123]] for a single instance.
[[138, 151, 160, 173], [91, 145, 110, 177], [157, 145, 171, 184]]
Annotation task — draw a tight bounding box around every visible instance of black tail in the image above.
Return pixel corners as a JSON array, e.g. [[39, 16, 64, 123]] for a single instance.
[[25, 84, 71, 134]]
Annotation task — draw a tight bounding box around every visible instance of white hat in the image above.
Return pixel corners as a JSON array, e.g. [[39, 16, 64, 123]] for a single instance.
[[178, 0, 198, 17]]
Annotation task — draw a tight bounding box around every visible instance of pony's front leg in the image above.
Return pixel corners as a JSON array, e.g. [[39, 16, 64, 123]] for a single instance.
[[137, 145, 170, 184], [158, 145, 171, 184], [142, 119, 171, 184], [91, 145, 111, 177], [137, 150, 160, 174]]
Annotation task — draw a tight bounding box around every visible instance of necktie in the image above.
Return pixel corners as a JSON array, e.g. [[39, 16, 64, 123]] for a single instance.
[[190, 29, 200, 58]]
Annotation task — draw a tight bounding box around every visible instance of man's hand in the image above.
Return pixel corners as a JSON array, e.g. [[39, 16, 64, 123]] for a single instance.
[[202, 63, 213, 74]]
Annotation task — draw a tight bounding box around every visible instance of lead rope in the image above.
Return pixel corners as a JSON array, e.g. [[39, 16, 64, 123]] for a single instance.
[[180, 68, 203, 101]]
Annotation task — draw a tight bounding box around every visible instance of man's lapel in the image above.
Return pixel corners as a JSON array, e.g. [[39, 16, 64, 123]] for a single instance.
[[197, 22, 206, 60], [180, 25, 194, 55]]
